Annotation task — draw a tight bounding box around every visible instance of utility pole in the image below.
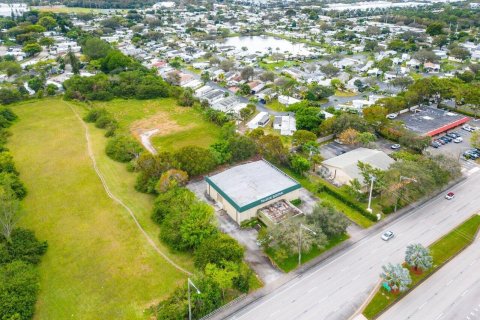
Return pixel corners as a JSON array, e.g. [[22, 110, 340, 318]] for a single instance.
[[367, 174, 376, 213], [394, 176, 417, 212], [188, 278, 201, 320], [298, 223, 317, 268]]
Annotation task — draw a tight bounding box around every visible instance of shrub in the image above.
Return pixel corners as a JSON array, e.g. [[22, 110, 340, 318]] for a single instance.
[[0, 261, 40, 320], [105, 135, 143, 163], [194, 233, 245, 269], [0, 229, 47, 265], [151, 187, 196, 224], [174, 146, 218, 176]]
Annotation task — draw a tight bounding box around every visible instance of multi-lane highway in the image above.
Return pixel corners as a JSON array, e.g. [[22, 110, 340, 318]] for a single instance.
[[227, 169, 480, 320], [379, 231, 480, 320]]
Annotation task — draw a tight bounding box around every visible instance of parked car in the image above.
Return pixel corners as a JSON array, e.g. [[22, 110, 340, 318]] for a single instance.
[[462, 125, 474, 132], [381, 231, 395, 241], [446, 132, 460, 139], [439, 137, 450, 144], [445, 192, 455, 200], [391, 144, 401, 150], [431, 141, 441, 148], [386, 113, 398, 119], [443, 135, 453, 142], [436, 139, 446, 145], [454, 137, 463, 143]]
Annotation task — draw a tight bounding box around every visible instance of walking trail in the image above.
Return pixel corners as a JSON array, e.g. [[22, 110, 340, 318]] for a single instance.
[[66, 102, 192, 276]]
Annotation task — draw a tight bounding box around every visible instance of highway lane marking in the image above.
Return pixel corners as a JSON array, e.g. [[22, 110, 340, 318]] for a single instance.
[[447, 279, 454, 286], [307, 286, 317, 293], [435, 313, 444, 320], [461, 289, 469, 297], [228, 174, 480, 319], [352, 274, 360, 281], [317, 296, 328, 304], [419, 302, 427, 310]]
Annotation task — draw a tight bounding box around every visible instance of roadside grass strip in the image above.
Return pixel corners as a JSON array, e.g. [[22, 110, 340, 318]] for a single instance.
[[362, 214, 480, 319]]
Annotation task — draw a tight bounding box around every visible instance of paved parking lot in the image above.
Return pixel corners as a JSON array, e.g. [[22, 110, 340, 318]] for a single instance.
[[320, 141, 354, 160]]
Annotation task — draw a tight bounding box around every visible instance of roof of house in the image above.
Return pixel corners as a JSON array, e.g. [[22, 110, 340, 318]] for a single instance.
[[322, 148, 395, 183], [206, 160, 301, 212]]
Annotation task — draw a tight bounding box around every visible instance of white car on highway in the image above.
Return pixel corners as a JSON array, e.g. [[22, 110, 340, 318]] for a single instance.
[[381, 231, 395, 241]]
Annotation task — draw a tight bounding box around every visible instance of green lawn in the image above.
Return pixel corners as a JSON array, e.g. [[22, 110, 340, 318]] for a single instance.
[[266, 234, 349, 272], [265, 99, 287, 112], [363, 214, 480, 319], [91, 99, 222, 152], [280, 167, 375, 228], [334, 90, 357, 97], [8, 98, 192, 320]]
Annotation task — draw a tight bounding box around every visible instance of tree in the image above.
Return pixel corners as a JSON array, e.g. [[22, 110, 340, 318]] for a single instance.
[[405, 243, 433, 273], [266, 219, 327, 255], [151, 187, 195, 224], [364, 40, 378, 52], [67, 50, 80, 74], [220, 59, 234, 72], [320, 63, 339, 78], [22, 43, 41, 57], [414, 49, 438, 63], [332, 114, 370, 134], [155, 169, 188, 193], [380, 263, 412, 293], [38, 15, 57, 30], [105, 135, 143, 163], [0, 261, 40, 320], [39, 36, 55, 48], [0, 89, 22, 105], [228, 135, 257, 162], [305, 83, 334, 101], [433, 35, 449, 48], [289, 155, 311, 175], [307, 203, 350, 238], [358, 132, 377, 146], [101, 50, 132, 73], [338, 128, 359, 145], [178, 202, 217, 250], [471, 131, 480, 149], [256, 134, 288, 165], [82, 38, 111, 60], [260, 71, 275, 82], [0, 228, 48, 265], [390, 77, 413, 91], [449, 47, 471, 61], [363, 105, 388, 126], [241, 66, 254, 81], [376, 58, 393, 73], [201, 71, 211, 83], [194, 233, 244, 269], [204, 262, 238, 299], [426, 22, 445, 36], [0, 186, 20, 243], [0, 61, 22, 77], [292, 130, 317, 147], [174, 146, 217, 176], [295, 107, 324, 133]]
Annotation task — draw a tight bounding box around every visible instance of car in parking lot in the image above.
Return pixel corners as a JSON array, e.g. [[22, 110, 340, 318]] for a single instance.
[[446, 132, 460, 139], [431, 141, 441, 148], [445, 192, 455, 200], [439, 136, 450, 144], [454, 137, 463, 143], [464, 149, 480, 160], [391, 144, 401, 150], [462, 125, 477, 132], [381, 231, 395, 241]]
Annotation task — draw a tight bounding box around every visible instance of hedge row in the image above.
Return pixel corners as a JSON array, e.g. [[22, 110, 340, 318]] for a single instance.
[[317, 181, 378, 222]]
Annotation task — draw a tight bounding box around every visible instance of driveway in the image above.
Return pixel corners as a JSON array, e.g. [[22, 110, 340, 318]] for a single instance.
[[187, 180, 284, 284], [319, 140, 354, 160]]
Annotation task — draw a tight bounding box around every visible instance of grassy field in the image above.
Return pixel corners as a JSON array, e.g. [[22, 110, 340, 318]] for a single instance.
[[265, 99, 287, 112], [8, 98, 192, 320], [363, 214, 480, 319], [92, 99, 221, 152]]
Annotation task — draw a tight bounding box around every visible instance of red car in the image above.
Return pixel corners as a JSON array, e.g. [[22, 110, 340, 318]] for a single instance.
[[445, 192, 455, 200]]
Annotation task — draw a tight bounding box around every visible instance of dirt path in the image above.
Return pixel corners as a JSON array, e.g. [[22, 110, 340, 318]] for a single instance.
[[139, 129, 159, 154], [66, 102, 192, 276]]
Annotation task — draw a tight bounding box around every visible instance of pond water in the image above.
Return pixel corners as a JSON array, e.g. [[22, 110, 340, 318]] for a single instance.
[[221, 36, 313, 56], [0, 3, 27, 17]]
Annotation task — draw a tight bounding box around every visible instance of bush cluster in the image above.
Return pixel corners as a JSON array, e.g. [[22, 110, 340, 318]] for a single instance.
[[83, 108, 118, 137]]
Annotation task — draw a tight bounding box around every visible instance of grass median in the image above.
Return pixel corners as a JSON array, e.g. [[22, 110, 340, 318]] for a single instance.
[[363, 214, 480, 319]]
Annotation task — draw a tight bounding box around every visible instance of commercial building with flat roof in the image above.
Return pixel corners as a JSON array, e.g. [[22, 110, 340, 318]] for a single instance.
[[205, 160, 302, 224]]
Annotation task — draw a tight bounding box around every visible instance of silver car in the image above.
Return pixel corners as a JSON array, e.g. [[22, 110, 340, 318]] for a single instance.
[[381, 231, 395, 241]]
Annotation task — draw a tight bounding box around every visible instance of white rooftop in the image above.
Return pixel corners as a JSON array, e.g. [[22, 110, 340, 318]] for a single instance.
[[206, 160, 300, 210]]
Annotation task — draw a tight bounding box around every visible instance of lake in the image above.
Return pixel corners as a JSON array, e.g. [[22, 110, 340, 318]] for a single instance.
[[221, 36, 313, 56], [0, 3, 27, 17]]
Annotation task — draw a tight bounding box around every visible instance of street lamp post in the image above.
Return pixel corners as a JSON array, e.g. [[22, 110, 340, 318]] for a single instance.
[[394, 176, 417, 212], [367, 174, 376, 213], [188, 278, 201, 320], [298, 223, 317, 268]]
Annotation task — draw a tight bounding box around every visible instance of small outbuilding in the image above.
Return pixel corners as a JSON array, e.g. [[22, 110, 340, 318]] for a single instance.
[[205, 160, 302, 224]]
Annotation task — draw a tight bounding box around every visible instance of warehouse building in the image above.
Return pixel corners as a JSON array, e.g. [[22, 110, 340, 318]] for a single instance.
[[205, 160, 302, 224]]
